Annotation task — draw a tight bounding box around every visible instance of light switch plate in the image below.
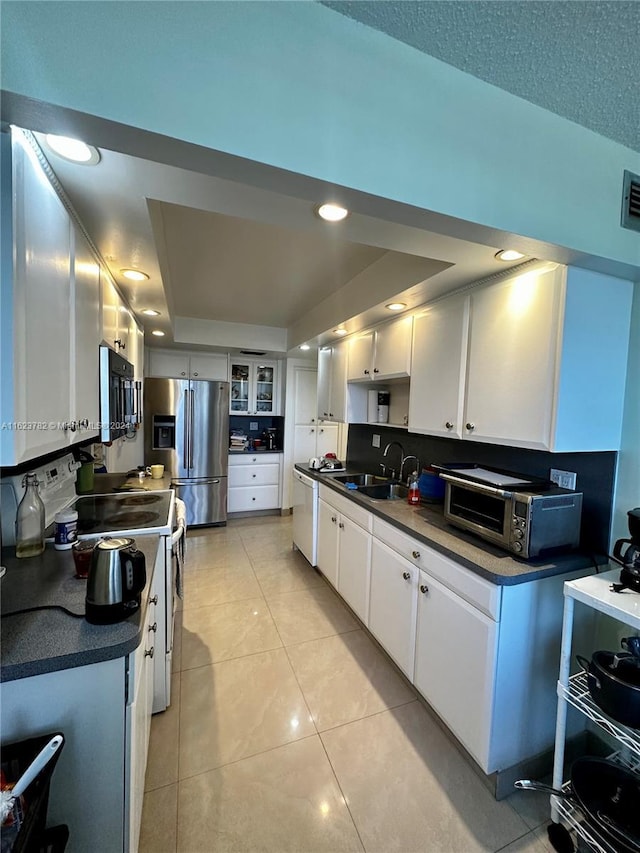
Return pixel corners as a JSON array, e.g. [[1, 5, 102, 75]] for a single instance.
[[250, 421, 258, 431], [550, 468, 577, 490], [372, 434, 381, 448]]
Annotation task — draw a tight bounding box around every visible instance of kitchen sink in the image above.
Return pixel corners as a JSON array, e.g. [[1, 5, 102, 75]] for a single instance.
[[334, 473, 391, 486], [357, 482, 409, 501]]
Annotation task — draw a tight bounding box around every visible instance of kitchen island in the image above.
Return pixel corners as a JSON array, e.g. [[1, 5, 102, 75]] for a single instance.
[[1, 535, 162, 853]]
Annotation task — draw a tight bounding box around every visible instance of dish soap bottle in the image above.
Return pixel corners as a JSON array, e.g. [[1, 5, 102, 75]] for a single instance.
[[407, 471, 420, 506], [16, 473, 45, 558]]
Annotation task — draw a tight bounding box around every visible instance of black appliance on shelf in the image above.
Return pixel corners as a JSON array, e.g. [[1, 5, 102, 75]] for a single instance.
[[610, 507, 640, 593]]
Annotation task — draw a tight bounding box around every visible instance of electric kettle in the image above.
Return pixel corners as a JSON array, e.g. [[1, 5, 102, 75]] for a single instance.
[[85, 537, 146, 624]]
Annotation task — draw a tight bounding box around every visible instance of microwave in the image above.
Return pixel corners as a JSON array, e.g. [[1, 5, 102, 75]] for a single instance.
[[99, 346, 141, 441], [438, 467, 583, 559]]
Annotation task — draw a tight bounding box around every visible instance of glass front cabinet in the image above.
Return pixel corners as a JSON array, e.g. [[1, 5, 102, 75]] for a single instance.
[[230, 359, 279, 415]]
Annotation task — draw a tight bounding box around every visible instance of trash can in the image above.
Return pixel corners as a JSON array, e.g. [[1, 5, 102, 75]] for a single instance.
[[1, 732, 68, 853]]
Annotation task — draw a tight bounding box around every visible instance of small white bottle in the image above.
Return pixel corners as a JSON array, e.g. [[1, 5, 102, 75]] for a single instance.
[[54, 508, 79, 550]]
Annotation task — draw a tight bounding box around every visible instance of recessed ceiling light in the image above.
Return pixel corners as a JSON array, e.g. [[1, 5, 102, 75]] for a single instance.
[[45, 134, 100, 165], [121, 269, 149, 281], [151, 330, 165, 337], [495, 249, 526, 262], [333, 328, 348, 336], [315, 203, 349, 222], [299, 344, 310, 351], [142, 309, 161, 317], [385, 302, 406, 311]]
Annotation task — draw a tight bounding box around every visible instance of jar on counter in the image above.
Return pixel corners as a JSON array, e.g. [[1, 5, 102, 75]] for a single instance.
[[54, 508, 79, 550]]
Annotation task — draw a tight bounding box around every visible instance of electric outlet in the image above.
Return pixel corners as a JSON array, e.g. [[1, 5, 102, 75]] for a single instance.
[[550, 468, 577, 490], [372, 434, 381, 448], [250, 421, 258, 431]]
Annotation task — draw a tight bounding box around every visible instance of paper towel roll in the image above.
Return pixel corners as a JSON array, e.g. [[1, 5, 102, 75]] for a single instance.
[[368, 390, 379, 423]]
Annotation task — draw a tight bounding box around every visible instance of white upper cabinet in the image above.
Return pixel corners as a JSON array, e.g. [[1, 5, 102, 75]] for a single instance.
[[316, 342, 348, 422], [409, 263, 633, 451], [72, 225, 101, 438], [147, 348, 228, 381], [229, 358, 280, 415], [347, 316, 413, 382]]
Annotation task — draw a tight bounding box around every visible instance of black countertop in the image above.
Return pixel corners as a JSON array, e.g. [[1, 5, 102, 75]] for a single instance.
[[296, 464, 606, 585], [1, 535, 160, 682]]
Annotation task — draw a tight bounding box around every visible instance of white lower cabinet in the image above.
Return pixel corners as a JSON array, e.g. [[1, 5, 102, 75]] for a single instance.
[[317, 497, 340, 589], [369, 539, 418, 679], [414, 568, 497, 770], [228, 453, 282, 512]]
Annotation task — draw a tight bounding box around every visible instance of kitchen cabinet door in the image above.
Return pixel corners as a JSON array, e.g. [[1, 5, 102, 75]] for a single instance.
[[189, 352, 228, 381], [337, 515, 371, 625], [147, 349, 190, 378], [463, 266, 562, 449], [408, 295, 469, 439], [373, 315, 413, 380], [414, 568, 497, 770], [369, 538, 418, 679], [230, 358, 279, 415], [347, 333, 374, 381], [294, 425, 319, 463], [293, 366, 318, 425], [100, 272, 121, 352], [317, 348, 332, 420], [317, 498, 339, 589], [72, 225, 100, 439], [315, 423, 339, 458], [328, 342, 348, 422]]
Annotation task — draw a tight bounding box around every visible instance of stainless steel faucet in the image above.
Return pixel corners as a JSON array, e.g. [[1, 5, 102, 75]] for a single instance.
[[400, 455, 420, 484], [382, 441, 405, 480]]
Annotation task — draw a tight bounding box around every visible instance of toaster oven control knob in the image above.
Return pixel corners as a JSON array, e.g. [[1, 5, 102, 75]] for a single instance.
[[512, 541, 523, 553], [149, 594, 158, 605], [149, 621, 158, 633], [145, 647, 154, 658], [465, 422, 475, 431], [513, 529, 524, 540]]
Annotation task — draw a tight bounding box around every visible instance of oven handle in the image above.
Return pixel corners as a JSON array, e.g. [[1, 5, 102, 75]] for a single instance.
[[439, 473, 513, 499]]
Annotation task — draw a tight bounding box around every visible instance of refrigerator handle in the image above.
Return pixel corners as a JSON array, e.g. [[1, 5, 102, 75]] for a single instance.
[[183, 388, 190, 466], [189, 389, 195, 470]]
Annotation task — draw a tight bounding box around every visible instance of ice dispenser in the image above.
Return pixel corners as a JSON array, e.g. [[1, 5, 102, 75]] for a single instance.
[[152, 416, 175, 449]]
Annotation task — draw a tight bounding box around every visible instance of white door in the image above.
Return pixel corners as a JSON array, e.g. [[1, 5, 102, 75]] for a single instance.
[[337, 516, 371, 624], [369, 539, 418, 678], [294, 366, 318, 424], [328, 342, 348, 421], [347, 333, 373, 381], [317, 348, 332, 420], [414, 569, 497, 769], [315, 423, 338, 458], [317, 498, 339, 588], [189, 353, 228, 380], [374, 315, 413, 379], [293, 425, 318, 463]]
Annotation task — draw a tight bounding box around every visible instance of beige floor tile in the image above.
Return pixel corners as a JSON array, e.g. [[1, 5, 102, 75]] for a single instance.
[[181, 597, 281, 668], [138, 783, 177, 853], [496, 824, 555, 852], [321, 702, 529, 853], [506, 778, 555, 831], [177, 736, 363, 853], [179, 648, 316, 778], [253, 553, 326, 596], [286, 630, 415, 731], [145, 673, 181, 791], [181, 563, 262, 609], [172, 609, 182, 673], [267, 585, 359, 646], [185, 542, 250, 572]]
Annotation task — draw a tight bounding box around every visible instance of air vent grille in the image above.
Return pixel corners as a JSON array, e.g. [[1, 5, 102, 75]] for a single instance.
[[240, 350, 266, 356], [621, 170, 640, 232]]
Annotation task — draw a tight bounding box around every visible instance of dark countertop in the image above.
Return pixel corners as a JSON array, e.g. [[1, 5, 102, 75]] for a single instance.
[[296, 464, 605, 586], [229, 449, 282, 456], [1, 535, 160, 682]]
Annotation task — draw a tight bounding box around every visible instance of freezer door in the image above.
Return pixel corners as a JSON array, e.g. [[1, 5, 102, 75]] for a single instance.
[[172, 477, 227, 526], [189, 381, 230, 478], [144, 378, 190, 478]]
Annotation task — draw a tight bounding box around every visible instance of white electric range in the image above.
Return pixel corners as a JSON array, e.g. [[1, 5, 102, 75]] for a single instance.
[[0, 452, 180, 713]]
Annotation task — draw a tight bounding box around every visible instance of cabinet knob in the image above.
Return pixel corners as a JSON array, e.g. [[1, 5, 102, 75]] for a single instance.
[[252, 457, 257, 462], [320, 428, 324, 433], [445, 421, 454, 430], [181, 371, 186, 376], [193, 371, 198, 376], [149, 621, 158, 633], [338, 522, 344, 529], [324, 412, 328, 417], [252, 473, 256, 478], [331, 516, 337, 523], [363, 369, 370, 375], [373, 368, 379, 374], [466, 422, 475, 431], [402, 571, 411, 581], [329, 412, 334, 417], [311, 418, 315, 423], [310, 428, 315, 433], [412, 550, 420, 559], [149, 595, 158, 605], [420, 584, 429, 595], [145, 647, 155, 658], [252, 497, 256, 501], [66, 421, 77, 432]]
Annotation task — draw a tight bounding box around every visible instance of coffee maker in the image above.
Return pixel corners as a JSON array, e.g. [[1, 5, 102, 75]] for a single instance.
[[610, 508, 640, 593]]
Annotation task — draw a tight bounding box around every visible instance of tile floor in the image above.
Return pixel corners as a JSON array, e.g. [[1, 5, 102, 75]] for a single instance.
[[139, 515, 556, 853]]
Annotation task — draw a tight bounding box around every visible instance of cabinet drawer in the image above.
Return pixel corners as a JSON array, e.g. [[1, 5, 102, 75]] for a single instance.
[[318, 484, 372, 532], [228, 485, 279, 512], [372, 517, 501, 620], [228, 463, 280, 487], [228, 453, 282, 466]]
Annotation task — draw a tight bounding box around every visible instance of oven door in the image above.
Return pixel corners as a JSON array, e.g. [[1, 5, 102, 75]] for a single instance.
[[442, 475, 512, 549]]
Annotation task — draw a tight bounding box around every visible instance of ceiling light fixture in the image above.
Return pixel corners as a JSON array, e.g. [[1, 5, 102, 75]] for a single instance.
[[315, 203, 349, 222], [44, 134, 101, 165], [333, 328, 348, 336], [151, 330, 165, 337], [299, 344, 311, 351], [495, 249, 526, 262], [142, 309, 161, 316], [385, 302, 406, 311], [121, 269, 150, 281]]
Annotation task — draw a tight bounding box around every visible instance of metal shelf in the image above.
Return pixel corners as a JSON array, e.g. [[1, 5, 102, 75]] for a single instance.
[[560, 670, 640, 757]]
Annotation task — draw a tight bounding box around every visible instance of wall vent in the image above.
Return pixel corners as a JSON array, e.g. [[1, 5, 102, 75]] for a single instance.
[[240, 350, 266, 356], [621, 170, 640, 232]]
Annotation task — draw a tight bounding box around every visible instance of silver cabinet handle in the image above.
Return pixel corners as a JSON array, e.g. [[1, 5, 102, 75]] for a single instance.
[[402, 571, 411, 581], [466, 422, 475, 431], [420, 584, 429, 595], [145, 647, 155, 658], [412, 550, 420, 559], [149, 622, 157, 633], [149, 595, 158, 605], [445, 421, 454, 430]]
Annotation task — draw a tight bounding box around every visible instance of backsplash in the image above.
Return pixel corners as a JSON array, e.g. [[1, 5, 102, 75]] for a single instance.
[[346, 424, 617, 555], [229, 415, 284, 451]]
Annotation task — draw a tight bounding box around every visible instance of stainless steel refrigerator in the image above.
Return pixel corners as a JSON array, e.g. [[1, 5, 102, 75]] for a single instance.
[[144, 378, 229, 525]]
